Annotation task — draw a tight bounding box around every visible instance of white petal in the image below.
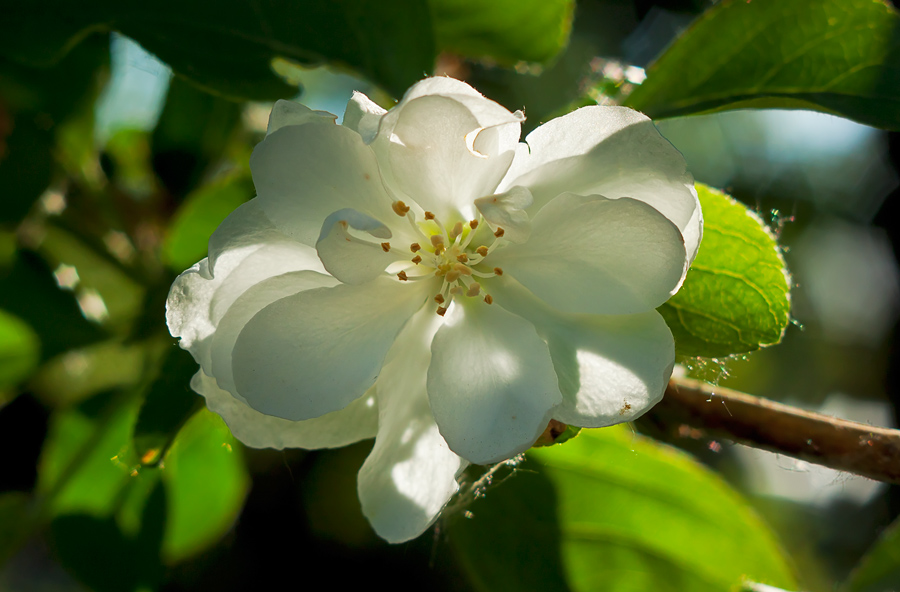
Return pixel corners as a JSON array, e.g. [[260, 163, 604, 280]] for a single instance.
[[358, 307, 466, 543], [343, 91, 387, 144], [166, 204, 323, 375], [192, 370, 377, 449], [250, 122, 398, 247], [210, 270, 339, 399], [315, 209, 398, 285], [489, 192, 687, 315], [427, 301, 561, 465], [499, 106, 702, 261], [492, 277, 674, 426], [266, 100, 336, 136], [384, 95, 519, 219], [474, 186, 533, 243], [231, 277, 429, 421]]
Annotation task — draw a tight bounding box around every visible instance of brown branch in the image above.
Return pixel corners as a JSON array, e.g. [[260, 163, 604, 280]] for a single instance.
[[645, 376, 900, 485]]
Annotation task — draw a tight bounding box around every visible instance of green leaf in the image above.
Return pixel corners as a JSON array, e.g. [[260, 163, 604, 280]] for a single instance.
[[1, 1, 435, 100], [624, 0, 900, 130], [452, 427, 797, 591], [659, 185, 791, 358], [133, 345, 203, 466], [0, 309, 40, 391], [160, 408, 249, 562], [162, 172, 253, 271], [151, 77, 244, 199], [50, 482, 166, 592], [842, 517, 900, 592], [431, 0, 574, 65], [0, 492, 35, 566]]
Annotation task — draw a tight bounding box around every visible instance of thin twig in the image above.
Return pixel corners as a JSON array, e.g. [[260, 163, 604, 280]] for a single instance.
[[646, 376, 900, 485]]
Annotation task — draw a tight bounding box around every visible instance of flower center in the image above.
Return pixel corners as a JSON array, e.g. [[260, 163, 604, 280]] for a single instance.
[[391, 200, 505, 315]]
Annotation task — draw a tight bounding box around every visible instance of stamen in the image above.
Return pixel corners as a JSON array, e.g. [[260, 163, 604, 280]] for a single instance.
[[434, 294, 445, 304], [494, 227, 505, 238], [411, 255, 422, 265], [449, 221, 464, 241], [476, 246, 489, 257], [392, 200, 410, 216], [456, 253, 469, 263], [484, 294, 494, 305], [493, 267, 503, 276], [410, 243, 421, 252], [430, 235, 444, 249], [436, 306, 448, 316], [450, 286, 463, 296], [424, 211, 435, 220], [454, 263, 472, 276], [397, 271, 408, 281], [445, 269, 460, 282], [466, 283, 481, 297], [469, 220, 478, 229], [381, 242, 391, 252]]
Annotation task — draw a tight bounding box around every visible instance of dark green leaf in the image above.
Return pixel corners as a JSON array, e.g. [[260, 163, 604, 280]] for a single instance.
[[447, 462, 571, 591], [133, 345, 203, 467], [50, 482, 166, 592], [625, 0, 900, 130], [0, 492, 35, 566], [162, 172, 253, 271], [1, 1, 435, 100], [842, 517, 900, 592], [0, 309, 40, 391], [431, 0, 574, 65], [659, 185, 791, 358], [0, 250, 106, 361], [152, 77, 243, 199]]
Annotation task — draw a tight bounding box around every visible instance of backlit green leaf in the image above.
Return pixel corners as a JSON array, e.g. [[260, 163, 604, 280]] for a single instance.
[[624, 0, 900, 130], [0, 310, 40, 391], [451, 427, 797, 591], [160, 408, 249, 562], [162, 172, 253, 271], [659, 185, 791, 358]]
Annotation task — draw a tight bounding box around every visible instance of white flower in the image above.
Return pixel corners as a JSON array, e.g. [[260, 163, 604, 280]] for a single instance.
[[166, 77, 701, 543]]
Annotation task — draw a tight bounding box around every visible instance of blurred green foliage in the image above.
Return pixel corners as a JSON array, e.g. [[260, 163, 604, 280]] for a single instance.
[[0, 0, 898, 590]]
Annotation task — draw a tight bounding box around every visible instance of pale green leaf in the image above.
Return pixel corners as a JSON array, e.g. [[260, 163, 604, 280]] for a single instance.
[[0, 309, 40, 391], [842, 517, 900, 592], [659, 184, 791, 358]]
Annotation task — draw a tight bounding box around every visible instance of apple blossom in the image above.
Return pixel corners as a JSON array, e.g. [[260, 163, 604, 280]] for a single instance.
[[166, 77, 701, 543]]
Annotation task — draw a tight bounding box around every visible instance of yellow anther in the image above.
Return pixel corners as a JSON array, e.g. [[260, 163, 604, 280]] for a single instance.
[[392, 200, 410, 216], [411, 255, 422, 265], [410, 243, 421, 252], [476, 246, 489, 257], [445, 270, 460, 282], [469, 220, 479, 229], [449, 221, 464, 240], [454, 263, 472, 276], [466, 283, 481, 297], [494, 227, 505, 238], [397, 271, 408, 281], [381, 242, 391, 252], [436, 306, 448, 316], [434, 294, 445, 304], [484, 294, 494, 305], [424, 211, 435, 220], [430, 235, 445, 248], [493, 267, 504, 276], [456, 253, 469, 263], [450, 286, 463, 295]]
